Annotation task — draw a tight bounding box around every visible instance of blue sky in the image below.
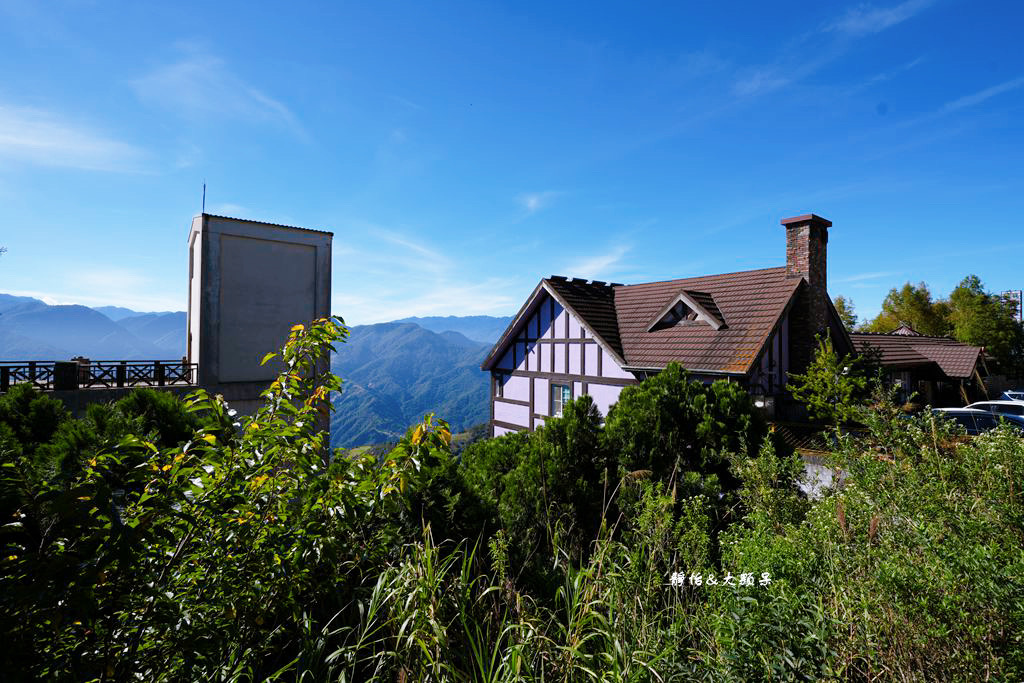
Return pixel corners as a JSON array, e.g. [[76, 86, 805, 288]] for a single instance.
[[1, 0, 1022, 325]]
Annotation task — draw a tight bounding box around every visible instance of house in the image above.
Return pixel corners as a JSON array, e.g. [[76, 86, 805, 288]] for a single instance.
[[481, 213, 853, 436], [850, 325, 988, 406]]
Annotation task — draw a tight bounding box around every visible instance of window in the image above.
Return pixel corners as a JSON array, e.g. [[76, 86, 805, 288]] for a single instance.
[[495, 374, 506, 398], [551, 383, 571, 416]]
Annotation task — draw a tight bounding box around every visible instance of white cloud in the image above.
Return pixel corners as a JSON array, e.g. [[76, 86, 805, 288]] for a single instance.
[[829, 0, 935, 36], [333, 278, 519, 325], [0, 104, 143, 171], [835, 271, 899, 283], [940, 76, 1024, 114], [373, 229, 450, 271], [4, 285, 183, 312], [564, 245, 631, 278], [208, 203, 254, 218], [733, 69, 791, 98], [132, 49, 306, 139], [519, 191, 561, 214]]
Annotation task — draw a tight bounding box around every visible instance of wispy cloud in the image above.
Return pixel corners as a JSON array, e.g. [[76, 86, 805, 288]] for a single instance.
[[132, 47, 306, 139], [734, 2, 936, 99], [5, 283, 183, 312], [564, 245, 631, 278], [70, 268, 152, 295], [518, 190, 561, 214], [0, 104, 143, 171], [349, 279, 519, 323], [835, 270, 899, 283], [939, 76, 1024, 114], [733, 69, 792, 98], [208, 203, 254, 218], [375, 229, 450, 266], [828, 0, 936, 36]]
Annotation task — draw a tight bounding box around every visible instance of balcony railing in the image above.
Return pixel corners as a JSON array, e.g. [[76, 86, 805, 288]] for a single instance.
[[0, 360, 198, 393]]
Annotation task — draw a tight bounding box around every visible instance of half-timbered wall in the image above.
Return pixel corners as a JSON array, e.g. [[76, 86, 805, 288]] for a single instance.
[[749, 314, 789, 397], [491, 291, 639, 436]]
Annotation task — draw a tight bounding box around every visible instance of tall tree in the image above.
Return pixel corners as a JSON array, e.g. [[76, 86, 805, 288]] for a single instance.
[[832, 295, 857, 331], [948, 275, 1024, 374], [862, 282, 950, 336]]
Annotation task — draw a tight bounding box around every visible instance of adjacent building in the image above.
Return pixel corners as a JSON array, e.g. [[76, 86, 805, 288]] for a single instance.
[[850, 325, 988, 406], [187, 214, 333, 416], [481, 214, 852, 436]]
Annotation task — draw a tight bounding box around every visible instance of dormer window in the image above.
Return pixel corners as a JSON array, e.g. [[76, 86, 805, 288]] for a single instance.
[[647, 290, 725, 332], [662, 300, 700, 325]]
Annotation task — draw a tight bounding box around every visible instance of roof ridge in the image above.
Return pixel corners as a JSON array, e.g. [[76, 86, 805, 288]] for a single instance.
[[851, 331, 965, 342], [614, 266, 787, 288]]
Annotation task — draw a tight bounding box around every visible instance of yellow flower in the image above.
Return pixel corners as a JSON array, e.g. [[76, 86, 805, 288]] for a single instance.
[[161, 464, 172, 472], [202, 434, 217, 445], [77, 496, 90, 501], [174, 453, 185, 463], [88, 458, 98, 467], [290, 323, 305, 333], [6, 555, 16, 561]]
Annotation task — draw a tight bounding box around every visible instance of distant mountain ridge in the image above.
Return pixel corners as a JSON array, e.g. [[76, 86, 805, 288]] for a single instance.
[[0, 294, 500, 448], [0, 294, 185, 359], [391, 315, 512, 344], [329, 322, 491, 448]]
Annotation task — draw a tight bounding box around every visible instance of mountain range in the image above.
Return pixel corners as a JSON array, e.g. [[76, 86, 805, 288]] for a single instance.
[[0, 293, 503, 447], [0, 294, 185, 360], [391, 315, 512, 344], [329, 323, 492, 448]]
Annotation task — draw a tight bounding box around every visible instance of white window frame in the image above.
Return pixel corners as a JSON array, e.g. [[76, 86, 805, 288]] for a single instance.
[[551, 383, 571, 416]]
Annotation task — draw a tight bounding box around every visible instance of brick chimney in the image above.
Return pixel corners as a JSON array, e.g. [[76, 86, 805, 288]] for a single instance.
[[781, 213, 832, 373]]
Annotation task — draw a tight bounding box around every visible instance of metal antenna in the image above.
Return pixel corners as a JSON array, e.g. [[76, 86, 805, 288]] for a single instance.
[[202, 182, 206, 213]]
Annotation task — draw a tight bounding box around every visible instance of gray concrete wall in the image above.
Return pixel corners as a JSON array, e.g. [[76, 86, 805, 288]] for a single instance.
[[50, 386, 197, 418], [187, 214, 332, 416]]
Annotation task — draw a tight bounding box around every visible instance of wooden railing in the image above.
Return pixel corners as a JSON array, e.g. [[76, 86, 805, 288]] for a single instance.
[[0, 360, 198, 393]]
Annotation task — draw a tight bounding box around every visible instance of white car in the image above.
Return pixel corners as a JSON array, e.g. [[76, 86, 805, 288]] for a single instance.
[[965, 400, 1024, 417]]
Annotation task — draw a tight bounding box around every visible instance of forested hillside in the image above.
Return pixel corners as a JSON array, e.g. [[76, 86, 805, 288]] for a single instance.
[[391, 314, 511, 344], [329, 322, 490, 447]]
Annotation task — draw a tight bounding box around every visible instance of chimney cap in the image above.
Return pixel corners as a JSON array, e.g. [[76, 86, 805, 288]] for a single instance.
[[781, 213, 832, 228]]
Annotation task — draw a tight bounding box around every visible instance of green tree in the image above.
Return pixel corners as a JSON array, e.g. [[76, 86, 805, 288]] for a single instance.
[[862, 281, 950, 335], [832, 295, 857, 331], [491, 395, 611, 579], [948, 274, 1024, 374], [787, 334, 870, 425]]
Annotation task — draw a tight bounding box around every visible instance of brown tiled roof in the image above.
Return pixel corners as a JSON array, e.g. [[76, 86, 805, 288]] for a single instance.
[[612, 267, 800, 374], [483, 267, 805, 375], [850, 332, 982, 379], [684, 290, 724, 326], [545, 277, 623, 357]]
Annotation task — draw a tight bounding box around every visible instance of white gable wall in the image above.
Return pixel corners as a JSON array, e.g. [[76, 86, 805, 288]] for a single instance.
[[490, 290, 639, 436]]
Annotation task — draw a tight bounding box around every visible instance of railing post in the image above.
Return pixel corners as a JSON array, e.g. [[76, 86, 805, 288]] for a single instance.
[[117, 362, 126, 388], [155, 361, 165, 387], [53, 362, 79, 391], [1, 366, 8, 392], [29, 361, 36, 383]]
